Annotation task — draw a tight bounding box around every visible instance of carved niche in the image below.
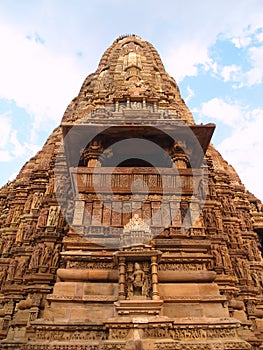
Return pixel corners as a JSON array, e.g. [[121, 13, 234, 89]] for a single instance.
[[115, 216, 161, 304], [125, 261, 151, 299]]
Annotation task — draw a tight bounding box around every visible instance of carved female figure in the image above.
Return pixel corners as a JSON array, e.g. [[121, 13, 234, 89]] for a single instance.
[[132, 263, 145, 296], [15, 258, 29, 278], [47, 207, 60, 226], [0, 267, 6, 286], [51, 245, 60, 267], [41, 245, 53, 266], [6, 259, 18, 282], [31, 192, 43, 210], [23, 222, 35, 240], [36, 208, 49, 229], [29, 244, 43, 269]]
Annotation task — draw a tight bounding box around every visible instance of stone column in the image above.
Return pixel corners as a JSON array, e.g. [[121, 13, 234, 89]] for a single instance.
[[115, 100, 119, 112], [118, 257, 126, 300], [151, 256, 159, 300], [72, 199, 85, 226]]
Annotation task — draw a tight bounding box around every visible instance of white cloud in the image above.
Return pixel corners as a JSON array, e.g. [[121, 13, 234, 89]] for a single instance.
[[0, 23, 85, 135], [198, 98, 263, 200], [165, 43, 211, 82], [244, 67, 262, 86], [185, 86, 195, 103], [0, 150, 13, 162], [9, 130, 40, 158], [211, 42, 263, 88], [221, 65, 241, 82], [0, 112, 40, 162], [8, 171, 19, 182], [256, 32, 263, 42], [245, 46, 263, 85], [0, 113, 12, 148], [217, 107, 263, 200], [160, 0, 263, 83], [215, 27, 263, 88], [200, 98, 244, 127], [9, 131, 26, 157], [232, 35, 251, 48]]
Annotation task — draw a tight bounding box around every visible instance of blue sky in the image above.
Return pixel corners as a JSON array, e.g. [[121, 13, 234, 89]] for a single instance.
[[0, 0, 263, 201]]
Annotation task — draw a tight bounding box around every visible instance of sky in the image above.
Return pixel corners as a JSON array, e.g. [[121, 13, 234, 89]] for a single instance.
[[0, 0, 263, 201]]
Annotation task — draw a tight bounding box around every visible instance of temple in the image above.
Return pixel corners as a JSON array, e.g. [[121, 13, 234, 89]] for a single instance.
[[0, 35, 263, 350]]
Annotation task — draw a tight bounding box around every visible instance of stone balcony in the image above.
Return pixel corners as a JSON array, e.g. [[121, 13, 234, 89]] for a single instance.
[[70, 167, 203, 195]]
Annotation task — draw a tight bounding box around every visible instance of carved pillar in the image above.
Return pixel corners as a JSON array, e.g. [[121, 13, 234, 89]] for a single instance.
[[170, 145, 189, 169], [72, 199, 85, 226], [189, 201, 204, 228], [86, 154, 101, 167], [91, 201, 103, 225], [81, 139, 103, 167], [118, 257, 126, 300], [151, 256, 159, 300], [127, 97, 131, 109], [115, 100, 119, 112]]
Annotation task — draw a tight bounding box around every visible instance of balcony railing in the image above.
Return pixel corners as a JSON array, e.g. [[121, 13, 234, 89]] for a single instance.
[[70, 167, 202, 195]]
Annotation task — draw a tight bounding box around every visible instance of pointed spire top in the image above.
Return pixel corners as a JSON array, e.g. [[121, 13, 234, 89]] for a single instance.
[[62, 36, 195, 125], [114, 34, 141, 42]]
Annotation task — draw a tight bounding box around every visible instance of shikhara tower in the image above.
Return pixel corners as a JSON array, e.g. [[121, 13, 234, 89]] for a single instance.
[[0, 35, 263, 350]]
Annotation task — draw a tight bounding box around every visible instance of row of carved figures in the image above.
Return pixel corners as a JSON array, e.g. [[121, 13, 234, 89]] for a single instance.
[[0, 186, 256, 235], [0, 172, 71, 223], [1, 204, 60, 234], [0, 244, 60, 287], [211, 243, 263, 287]]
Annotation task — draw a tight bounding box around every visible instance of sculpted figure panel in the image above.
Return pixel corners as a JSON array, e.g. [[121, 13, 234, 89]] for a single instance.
[[47, 206, 60, 226], [29, 244, 44, 269], [126, 261, 150, 299], [36, 208, 49, 229], [6, 259, 18, 283], [31, 192, 43, 210]]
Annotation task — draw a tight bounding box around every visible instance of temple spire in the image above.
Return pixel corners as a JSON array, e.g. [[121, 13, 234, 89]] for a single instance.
[[62, 35, 195, 125]]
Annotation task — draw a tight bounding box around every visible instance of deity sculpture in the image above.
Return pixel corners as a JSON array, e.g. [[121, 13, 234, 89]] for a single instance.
[[47, 207, 60, 226], [0, 267, 7, 286], [36, 208, 49, 229], [29, 244, 44, 269], [6, 259, 18, 283], [15, 225, 25, 244], [15, 258, 29, 278], [23, 222, 35, 240], [51, 245, 60, 267], [31, 192, 43, 210], [127, 262, 148, 298], [41, 245, 53, 266], [132, 263, 145, 295]]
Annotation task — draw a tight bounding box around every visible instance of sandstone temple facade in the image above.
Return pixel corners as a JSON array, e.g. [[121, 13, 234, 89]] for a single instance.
[[0, 35, 263, 350]]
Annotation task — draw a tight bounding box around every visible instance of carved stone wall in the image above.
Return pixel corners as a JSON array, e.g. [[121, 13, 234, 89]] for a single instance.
[[0, 35, 262, 349]]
